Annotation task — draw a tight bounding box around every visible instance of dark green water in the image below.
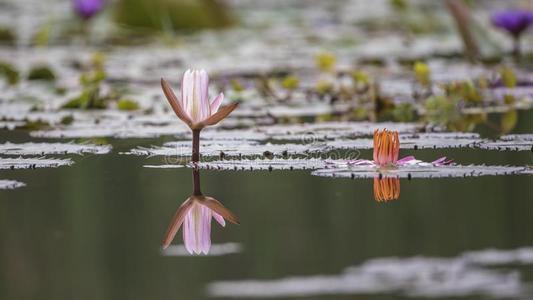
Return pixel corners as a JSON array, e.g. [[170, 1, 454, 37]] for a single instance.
[[0, 129, 532, 300]]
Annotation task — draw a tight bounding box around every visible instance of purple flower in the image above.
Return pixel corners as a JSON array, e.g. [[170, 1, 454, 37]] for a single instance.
[[73, 0, 104, 20], [491, 10, 533, 37]]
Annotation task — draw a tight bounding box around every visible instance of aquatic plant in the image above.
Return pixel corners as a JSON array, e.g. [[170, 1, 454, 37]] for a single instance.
[[162, 194, 239, 254], [315, 52, 336, 73], [160, 70, 239, 254], [0, 27, 16, 45], [117, 99, 140, 111], [27, 65, 56, 81], [373, 129, 400, 166], [373, 177, 400, 202], [162, 169, 239, 254], [62, 53, 108, 109], [413, 61, 431, 88], [0, 62, 19, 85], [73, 0, 105, 20], [113, 0, 233, 31], [329, 129, 453, 168], [161, 69, 238, 163], [491, 9, 533, 57]]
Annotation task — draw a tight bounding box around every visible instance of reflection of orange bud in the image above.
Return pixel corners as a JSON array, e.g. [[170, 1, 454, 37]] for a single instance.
[[373, 177, 400, 202]]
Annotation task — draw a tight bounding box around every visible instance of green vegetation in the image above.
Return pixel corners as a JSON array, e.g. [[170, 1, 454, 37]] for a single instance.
[[414, 61, 430, 87], [0, 27, 15, 44], [315, 52, 336, 72], [0, 62, 19, 85], [117, 99, 140, 111], [63, 53, 109, 109], [27, 65, 56, 81], [281, 75, 299, 91], [113, 0, 233, 31]]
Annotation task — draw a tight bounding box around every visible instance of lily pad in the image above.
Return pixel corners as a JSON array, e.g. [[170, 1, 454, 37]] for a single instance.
[[194, 158, 328, 171], [31, 123, 190, 139], [123, 142, 325, 159], [327, 133, 482, 150], [478, 135, 533, 151], [0, 157, 73, 170], [0, 179, 25, 190], [0, 142, 112, 156], [0, 121, 24, 130], [311, 164, 526, 179]]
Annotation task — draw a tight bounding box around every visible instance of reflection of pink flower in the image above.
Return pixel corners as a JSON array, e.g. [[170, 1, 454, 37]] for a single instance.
[[161, 69, 238, 130], [162, 195, 239, 255]]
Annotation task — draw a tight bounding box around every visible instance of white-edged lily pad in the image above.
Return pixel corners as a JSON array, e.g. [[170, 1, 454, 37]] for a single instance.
[[0, 142, 112, 156], [501, 134, 533, 142], [123, 142, 326, 159], [30, 123, 190, 139], [311, 164, 526, 179], [476, 134, 533, 151], [258, 122, 422, 141], [195, 158, 329, 171], [144, 164, 185, 169], [0, 121, 25, 130], [0, 157, 73, 170], [0, 180, 25, 190]]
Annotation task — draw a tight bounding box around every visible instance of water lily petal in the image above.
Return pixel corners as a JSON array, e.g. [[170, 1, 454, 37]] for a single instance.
[[200, 103, 239, 127], [210, 93, 224, 114], [183, 206, 196, 254], [161, 78, 193, 126], [204, 197, 240, 225], [198, 70, 210, 122], [200, 205, 212, 254], [162, 198, 194, 249], [213, 212, 226, 227], [181, 70, 193, 116], [347, 159, 375, 166], [396, 155, 416, 165], [432, 156, 454, 166]]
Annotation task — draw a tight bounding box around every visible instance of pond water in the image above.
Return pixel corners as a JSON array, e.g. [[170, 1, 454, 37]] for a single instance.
[[1, 123, 532, 299], [1, 0, 533, 299]]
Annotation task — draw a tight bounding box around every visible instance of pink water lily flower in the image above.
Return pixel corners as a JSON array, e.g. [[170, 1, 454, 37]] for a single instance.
[[162, 195, 239, 255], [161, 69, 238, 130]]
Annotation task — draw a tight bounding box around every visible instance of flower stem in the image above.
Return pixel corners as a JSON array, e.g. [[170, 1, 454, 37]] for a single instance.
[[192, 168, 202, 196], [192, 129, 201, 163], [191, 129, 202, 196], [513, 36, 521, 60]]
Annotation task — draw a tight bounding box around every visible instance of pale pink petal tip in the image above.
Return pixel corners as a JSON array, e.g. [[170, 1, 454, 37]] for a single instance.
[[213, 212, 226, 227], [396, 155, 416, 165], [210, 93, 224, 113], [432, 157, 454, 166]]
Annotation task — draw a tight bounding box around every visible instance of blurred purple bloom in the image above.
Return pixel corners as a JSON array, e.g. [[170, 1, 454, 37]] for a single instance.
[[73, 0, 104, 20], [491, 10, 533, 37]]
